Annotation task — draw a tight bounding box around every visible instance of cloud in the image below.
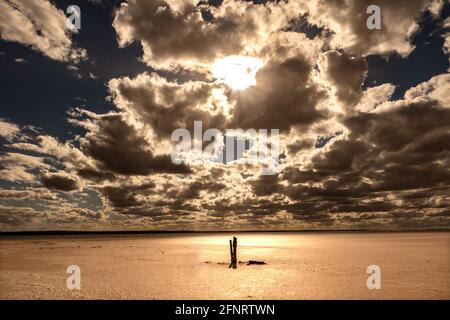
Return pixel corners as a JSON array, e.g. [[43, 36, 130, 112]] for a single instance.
[[275, 78, 450, 229], [0, 204, 39, 226], [74, 112, 192, 175], [41, 171, 82, 192], [0, 187, 58, 201], [355, 83, 396, 112], [1, 0, 449, 231], [76, 168, 116, 183], [404, 73, 450, 108], [0, 195, 106, 230], [7, 134, 93, 177], [0, 0, 87, 62], [318, 50, 367, 109], [251, 174, 280, 196], [0, 119, 21, 141], [108, 73, 226, 138], [229, 56, 327, 131], [443, 17, 450, 68], [301, 0, 442, 57], [113, 0, 304, 70], [101, 181, 156, 208], [0, 152, 49, 182], [173, 180, 226, 204]]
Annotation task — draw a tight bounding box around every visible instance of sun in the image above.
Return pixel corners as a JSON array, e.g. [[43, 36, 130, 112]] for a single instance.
[[212, 55, 263, 90]]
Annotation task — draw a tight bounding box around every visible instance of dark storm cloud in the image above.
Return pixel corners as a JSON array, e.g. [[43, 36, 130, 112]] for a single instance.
[[78, 113, 191, 175], [287, 138, 315, 154], [173, 180, 226, 203], [230, 57, 326, 131], [77, 168, 116, 183], [319, 50, 367, 107], [41, 172, 82, 191], [102, 186, 145, 208], [311, 139, 368, 173], [343, 102, 450, 153], [275, 99, 450, 227], [100, 181, 156, 208], [251, 174, 280, 196]]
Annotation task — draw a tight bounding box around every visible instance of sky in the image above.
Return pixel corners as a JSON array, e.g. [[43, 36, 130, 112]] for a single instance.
[[0, 0, 449, 231]]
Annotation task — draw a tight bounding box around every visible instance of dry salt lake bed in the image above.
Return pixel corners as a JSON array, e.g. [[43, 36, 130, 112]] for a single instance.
[[0, 231, 449, 299]]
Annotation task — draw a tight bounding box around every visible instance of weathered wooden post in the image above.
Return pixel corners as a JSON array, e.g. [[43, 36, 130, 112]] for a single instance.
[[233, 237, 237, 268], [229, 237, 237, 269], [229, 239, 233, 268]]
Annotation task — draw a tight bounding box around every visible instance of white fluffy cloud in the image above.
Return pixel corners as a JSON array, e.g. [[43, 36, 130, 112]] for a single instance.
[[0, 119, 21, 141], [0, 152, 50, 182], [113, 0, 305, 70], [443, 17, 450, 68], [299, 0, 443, 57], [0, 0, 86, 62], [404, 73, 450, 108], [355, 83, 396, 112]]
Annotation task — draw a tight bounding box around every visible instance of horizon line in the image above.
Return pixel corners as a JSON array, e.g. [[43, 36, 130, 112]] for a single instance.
[[1, 228, 449, 236]]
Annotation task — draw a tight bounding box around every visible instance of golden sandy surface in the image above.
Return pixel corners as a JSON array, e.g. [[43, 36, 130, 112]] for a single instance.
[[0, 232, 449, 299]]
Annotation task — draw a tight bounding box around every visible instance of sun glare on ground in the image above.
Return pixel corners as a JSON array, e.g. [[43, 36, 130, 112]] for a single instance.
[[212, 55, 263, 90]]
